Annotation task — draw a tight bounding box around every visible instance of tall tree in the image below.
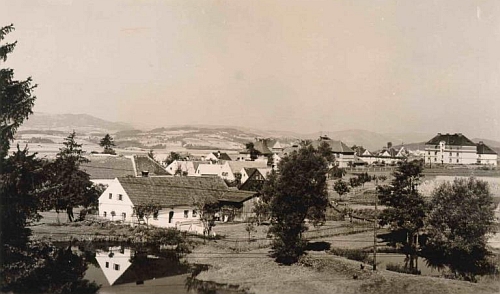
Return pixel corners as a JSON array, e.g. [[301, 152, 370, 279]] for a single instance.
[[378, 160, 427, 271], [245, 142, 261, 161], [0, 25, 37, 161], [267, 145, 329, 264], [99, 133, 115, 154], [0, 25, 99, 293], [422, 177, 496, 281], [163, 151, 181, 166], [44, 131, 97, 222]]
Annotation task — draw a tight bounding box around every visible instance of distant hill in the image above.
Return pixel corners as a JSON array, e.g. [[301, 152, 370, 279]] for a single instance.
[[19, 112, 133, 133], [18, 113, 499, 154]]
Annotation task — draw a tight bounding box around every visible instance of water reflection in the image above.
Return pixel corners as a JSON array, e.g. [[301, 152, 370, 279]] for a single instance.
[[75, 243, 245, 294]]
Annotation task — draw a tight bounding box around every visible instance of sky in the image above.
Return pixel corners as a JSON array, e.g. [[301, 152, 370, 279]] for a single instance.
[[2, 0, 500, 140]]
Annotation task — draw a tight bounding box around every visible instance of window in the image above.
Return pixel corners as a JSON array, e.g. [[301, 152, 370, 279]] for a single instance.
[[109, 193, 112, 199], [103, 211, 107, 217], [192, 210, 197, 217], [121, 212, 126, 221], [434, 158, 437, 162], [434, 151, 438, 155], [168, 211, 174, 223], [222, 172, 228, 176], [457, 159, 459, 163], [449, 152, 452, 156], [114, 264, 120, 271], [184, 210, 189, 218], [456, 152, 459, 156], [118, 194, 123, 201], [428, 151, 431, 155], [449, 158, 452, 163], [105, 262, 109, 268]]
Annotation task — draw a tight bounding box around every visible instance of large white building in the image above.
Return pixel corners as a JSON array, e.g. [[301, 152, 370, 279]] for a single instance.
[[424, 133, 497, 166]]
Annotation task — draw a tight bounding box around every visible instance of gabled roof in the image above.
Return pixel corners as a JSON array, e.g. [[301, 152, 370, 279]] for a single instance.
[[311, 138, 355, 154], [477, 142, 497, 155], [426, 133, 476, 146], [218, 190, 257, 203], [227, 161, 268, 173], [210, 152, 232, 161], [253, 140, 273, 155], [196, 163, 225, 175], [117, 176, 230, 207], [81, 155, 136, 179], [134, 155, 169, 176]]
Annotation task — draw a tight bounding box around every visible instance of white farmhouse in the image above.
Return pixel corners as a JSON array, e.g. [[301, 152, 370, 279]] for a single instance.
[[98, 176, 256, 234]]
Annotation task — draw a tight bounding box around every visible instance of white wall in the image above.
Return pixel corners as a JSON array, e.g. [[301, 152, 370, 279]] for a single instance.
[[98, 179, 134, 223]]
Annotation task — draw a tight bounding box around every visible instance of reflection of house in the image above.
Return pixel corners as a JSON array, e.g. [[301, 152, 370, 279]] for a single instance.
[[424, 133, 497, 166], [95, 246, 133, 285], [310, 136, 355, 168], [98, 176, 257, 233], [95, 246, 189, 286]]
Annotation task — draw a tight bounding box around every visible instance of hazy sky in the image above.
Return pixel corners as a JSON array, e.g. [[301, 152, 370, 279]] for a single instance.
[[2, 0, 500, 140]]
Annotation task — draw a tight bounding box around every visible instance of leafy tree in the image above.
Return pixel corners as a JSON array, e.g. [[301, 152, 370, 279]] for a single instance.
[[0, 148, 46, 247], [99, 133, 115, 154], [245, 142, 261, 160], [328, 166, 345, 179], [44, 131, 98, 222], [190, 192, 219, 238], [422, 177, 496, 281], [245, 218, 257, 242], [163, 151, 181, 166], [267, 145, 329, 264], [317, 141, 335, 163], [333, 179, 350, 200], [378, 160, 427, 271], [349, 177, 360, 190], [133, 202, 162, 226], [0, 25, 37, 161], [147, 149, 155, 161]]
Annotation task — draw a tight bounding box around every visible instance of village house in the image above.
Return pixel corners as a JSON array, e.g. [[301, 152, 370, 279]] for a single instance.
[[98, 176, 257, 234], [203, 151, 232, 163], [310, 136, 355, 168], [240, 167, 272, 185], [424, 133, 498, 166], [165, 160, 203, 176], [195, 162, 235, 181]]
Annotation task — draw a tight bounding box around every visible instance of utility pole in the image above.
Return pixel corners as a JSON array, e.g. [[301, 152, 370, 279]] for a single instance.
[[373, 178, 378, 271]]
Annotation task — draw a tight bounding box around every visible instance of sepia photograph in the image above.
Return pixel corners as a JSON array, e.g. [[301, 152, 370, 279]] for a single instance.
[[1, 1, 499, 293]]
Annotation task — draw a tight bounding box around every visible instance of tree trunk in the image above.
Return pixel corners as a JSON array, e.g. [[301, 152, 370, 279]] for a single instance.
[[66, 206, 74, 222]]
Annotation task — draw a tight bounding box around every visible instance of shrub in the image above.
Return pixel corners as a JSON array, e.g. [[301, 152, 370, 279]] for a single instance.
[[330, 248, 372, 264]]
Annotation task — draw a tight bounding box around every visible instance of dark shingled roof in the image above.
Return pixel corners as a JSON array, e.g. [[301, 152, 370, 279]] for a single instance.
[[211, 152, 232, 161], [134, 155, 169, 176], [117, 176, 255, 207], [310, 138, 355, 154], [477, 142, 498, 155], [81, 156, 135, 179], [426, 133, 476, 146]]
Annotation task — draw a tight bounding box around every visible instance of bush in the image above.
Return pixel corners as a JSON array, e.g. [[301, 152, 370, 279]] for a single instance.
[[386, 263, 421, 275], [330, 248, 372, 264]]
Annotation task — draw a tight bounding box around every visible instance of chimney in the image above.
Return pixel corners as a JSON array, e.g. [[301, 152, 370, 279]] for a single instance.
[[479, 141, 484, 144], [387, 142, 392, 149], [217, 150, 221, 158], [437, 133, 442, 135], [141, 171, 149, 177]]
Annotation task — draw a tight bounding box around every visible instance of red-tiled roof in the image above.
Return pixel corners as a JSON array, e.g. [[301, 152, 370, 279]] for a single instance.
[[311, 139, 355, 154], [426, 133, 476, 146]]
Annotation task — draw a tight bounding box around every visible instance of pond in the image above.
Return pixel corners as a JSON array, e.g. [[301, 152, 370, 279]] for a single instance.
[[375, 253, 442, 276], [61, 242, 245, 294]]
